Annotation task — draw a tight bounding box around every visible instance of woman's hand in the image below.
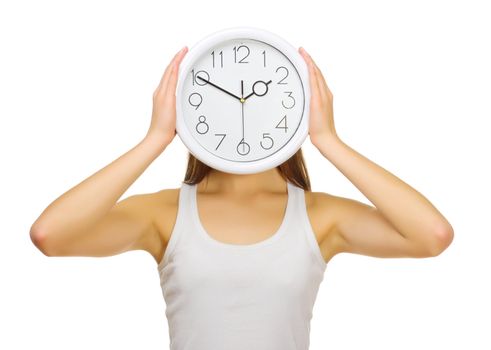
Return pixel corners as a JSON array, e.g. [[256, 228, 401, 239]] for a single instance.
[[146, 46, 188, 145], [298, 47, 339, 146]]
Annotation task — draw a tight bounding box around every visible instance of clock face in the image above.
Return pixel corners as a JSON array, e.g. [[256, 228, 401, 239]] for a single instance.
[[180, 38, 305, 163]]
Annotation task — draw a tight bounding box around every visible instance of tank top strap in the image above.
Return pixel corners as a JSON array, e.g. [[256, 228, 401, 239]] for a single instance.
[[157, 182, 193, 270], [289, 182, 328, 269]]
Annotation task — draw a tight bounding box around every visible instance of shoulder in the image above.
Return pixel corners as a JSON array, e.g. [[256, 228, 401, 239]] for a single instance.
[[302, 189, 337, 230], [128, 187, 181, 264], [305, 189, 362, 225], [126, 187, 180, 221], [302, 189, 347, 262], [151, 187, 182, 245]]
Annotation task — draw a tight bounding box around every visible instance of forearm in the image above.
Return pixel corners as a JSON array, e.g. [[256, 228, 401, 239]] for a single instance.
[[315, 135, 453, 244], [31, 133, 169, 238]]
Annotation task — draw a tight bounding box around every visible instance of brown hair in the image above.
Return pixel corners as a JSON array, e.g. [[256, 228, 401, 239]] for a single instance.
[[182, 148, 312, 191]]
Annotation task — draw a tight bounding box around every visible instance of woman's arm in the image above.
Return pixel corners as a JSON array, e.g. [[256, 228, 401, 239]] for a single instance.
[[299, 47, 453, 258], [30, 46, 188, 258]]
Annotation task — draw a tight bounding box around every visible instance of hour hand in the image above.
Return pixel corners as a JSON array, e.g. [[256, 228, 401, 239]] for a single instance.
[[197, 76, 242, 102], [243, 79, 272, 101]]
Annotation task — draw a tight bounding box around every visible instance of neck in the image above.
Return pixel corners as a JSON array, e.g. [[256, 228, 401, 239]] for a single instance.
[[200, 167, 287, 194]]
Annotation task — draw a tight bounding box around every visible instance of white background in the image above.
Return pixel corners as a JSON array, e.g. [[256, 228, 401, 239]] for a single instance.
[[1, 0, 489, 349]]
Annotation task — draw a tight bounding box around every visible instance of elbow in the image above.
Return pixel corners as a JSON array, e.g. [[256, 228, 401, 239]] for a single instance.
[[428, 223, 454, 257], [30, 225, 54, 257]]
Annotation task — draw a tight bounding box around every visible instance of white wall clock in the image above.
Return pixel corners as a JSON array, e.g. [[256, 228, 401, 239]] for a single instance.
[[176, 26, 310, 174]]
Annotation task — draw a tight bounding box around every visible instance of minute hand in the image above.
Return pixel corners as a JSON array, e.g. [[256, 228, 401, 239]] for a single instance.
[[197, 76, 242, 102]]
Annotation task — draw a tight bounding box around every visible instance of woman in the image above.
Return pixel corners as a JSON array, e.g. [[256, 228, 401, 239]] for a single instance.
[[30, 46, 454, 349]]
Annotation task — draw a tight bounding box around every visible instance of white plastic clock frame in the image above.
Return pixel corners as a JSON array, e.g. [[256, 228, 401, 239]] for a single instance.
[[175, 26, 310, 175]]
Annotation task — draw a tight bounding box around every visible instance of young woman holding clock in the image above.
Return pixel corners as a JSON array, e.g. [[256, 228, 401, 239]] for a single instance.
[[30, 45, 454, 349]]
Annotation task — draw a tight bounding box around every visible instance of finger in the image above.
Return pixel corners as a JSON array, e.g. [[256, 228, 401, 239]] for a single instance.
[[154, 56, 177, 98], [162, 46, 188, 89], [302, 46, 332, 102], [157, 52, 178, 88], [312, 60, 333, 100], [299, 47, 322, 103], [163, 46, 188, 103], [305, 50, 329, 97], [154, 47, 186, 97]]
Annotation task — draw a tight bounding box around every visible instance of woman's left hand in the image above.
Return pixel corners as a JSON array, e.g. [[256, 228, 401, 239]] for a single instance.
[[298, 47, 339, 146]]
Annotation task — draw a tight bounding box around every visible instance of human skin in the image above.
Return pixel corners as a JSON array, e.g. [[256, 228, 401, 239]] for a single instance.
[[297, 47, 453, 257], [29, 47, 190, 256], [30, 44, 453, 261]]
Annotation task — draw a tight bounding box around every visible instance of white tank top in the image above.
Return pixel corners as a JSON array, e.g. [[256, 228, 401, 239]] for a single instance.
[[157, 181, 327, 350]]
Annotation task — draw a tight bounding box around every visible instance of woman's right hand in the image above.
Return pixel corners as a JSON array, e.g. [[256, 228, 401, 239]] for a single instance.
[[146, 46, 188, 145]]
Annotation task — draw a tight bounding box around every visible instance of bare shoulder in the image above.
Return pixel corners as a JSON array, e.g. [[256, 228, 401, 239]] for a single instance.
[[303, 190, 347, 263], [124, 187, 180, 265], [143, 187, 181, 264]]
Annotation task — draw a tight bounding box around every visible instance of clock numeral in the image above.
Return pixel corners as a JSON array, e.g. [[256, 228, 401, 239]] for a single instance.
[[275, 115, 288, 133], [196, 115, 209, 135], [260, 133, 274, 150], [281, 91, 295, 109], [188, 92, 203, 110], [236, 138, 250, 155], [192, 69, 210, 86], [276, 66, 289, 85], [211, 50, 224, 68], [214, 133, 226, 150], [233, 45, 250, 64], [262, 50, 266, 67]]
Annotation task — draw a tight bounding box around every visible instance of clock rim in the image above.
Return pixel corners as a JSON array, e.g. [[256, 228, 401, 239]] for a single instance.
[[176, 26, 310, 175]]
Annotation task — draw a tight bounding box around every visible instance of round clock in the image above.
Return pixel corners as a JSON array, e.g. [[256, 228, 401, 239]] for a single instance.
[[175, 26, 310, 174]]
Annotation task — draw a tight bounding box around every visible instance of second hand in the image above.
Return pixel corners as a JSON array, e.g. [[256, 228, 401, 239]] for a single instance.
[[241, 80, 245, 153]]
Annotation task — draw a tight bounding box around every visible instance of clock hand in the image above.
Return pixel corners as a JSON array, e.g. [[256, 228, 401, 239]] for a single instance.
[[243, 79, 272, 101], [197, 76, 242, 102], [240, 80, 244, 149], [241, 84, 245, 152]]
